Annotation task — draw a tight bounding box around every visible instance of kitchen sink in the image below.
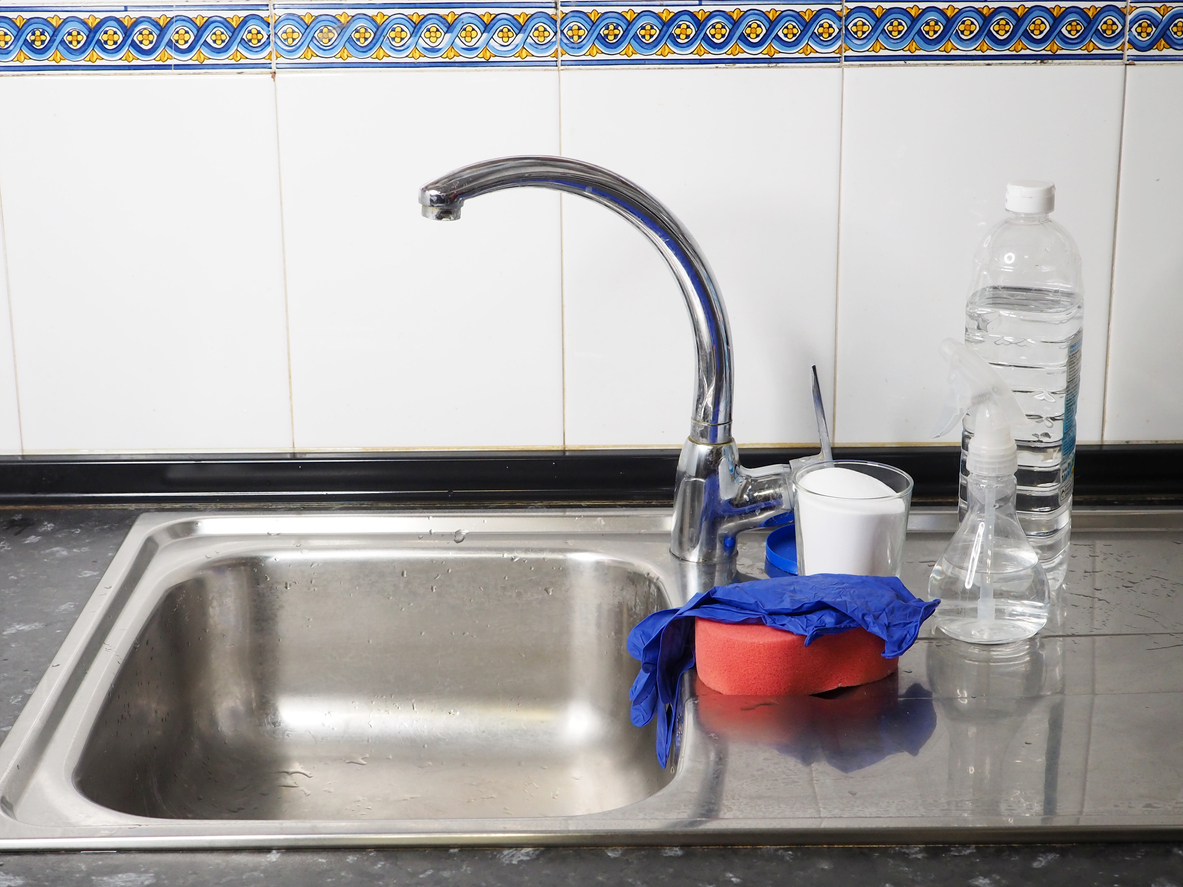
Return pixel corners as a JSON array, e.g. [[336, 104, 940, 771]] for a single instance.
[[0, 511, 696, 843], [76, 539, 670, 821], [2, 508, 1183, 848]]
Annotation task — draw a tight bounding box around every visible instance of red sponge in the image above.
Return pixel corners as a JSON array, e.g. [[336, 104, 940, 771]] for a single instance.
[[694, 618, 897, 696]]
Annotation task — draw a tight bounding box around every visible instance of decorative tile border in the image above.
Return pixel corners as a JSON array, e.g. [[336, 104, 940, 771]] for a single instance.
[[1129, 1, 1183, 56], [0, 6, 271, 69], [2, 0, 1183, 69], [274, 3, 558, 65], [558, 5, 843, 64], [844, 2, 1126, 60]]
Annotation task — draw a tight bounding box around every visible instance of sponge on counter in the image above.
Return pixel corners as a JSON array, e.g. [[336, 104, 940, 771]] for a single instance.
[[627, 575, 938, 767], [694, 619, 897, 696]]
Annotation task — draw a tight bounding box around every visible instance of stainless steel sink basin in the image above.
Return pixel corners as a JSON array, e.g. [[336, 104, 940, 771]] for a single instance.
[[3, 507, 1183, 848], [76, 539, 670, 821], [0, 511, 695, 843]]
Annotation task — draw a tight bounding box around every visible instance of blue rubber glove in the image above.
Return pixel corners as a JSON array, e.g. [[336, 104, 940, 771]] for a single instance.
[[627, 574, 939, 767]]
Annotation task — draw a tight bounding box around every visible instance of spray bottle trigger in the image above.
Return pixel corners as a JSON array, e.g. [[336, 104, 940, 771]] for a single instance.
[[933, 338, 1029, 438], [933, 384, 966, 439]]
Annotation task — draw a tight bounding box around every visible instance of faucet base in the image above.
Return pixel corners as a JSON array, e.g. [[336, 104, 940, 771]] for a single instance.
[[670, 439, 796, 565]]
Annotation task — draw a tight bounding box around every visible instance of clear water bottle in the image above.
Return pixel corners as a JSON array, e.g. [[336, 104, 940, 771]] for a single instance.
[[960, 181, 1083, 591]]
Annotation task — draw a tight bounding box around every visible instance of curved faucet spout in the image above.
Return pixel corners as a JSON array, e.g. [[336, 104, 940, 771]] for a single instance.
[[420, 155, 803, 564], [419, 156, 734, 445]]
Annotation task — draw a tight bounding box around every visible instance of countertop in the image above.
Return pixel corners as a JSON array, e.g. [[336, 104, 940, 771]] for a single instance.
[[0, 506, 1181, 886]]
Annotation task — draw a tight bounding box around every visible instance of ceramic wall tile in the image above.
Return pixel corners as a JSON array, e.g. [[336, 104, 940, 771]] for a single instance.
[[1128, 0, 1183, 59], [276, 68, 564, 450], [273, 2, 559, 68], [843, 0, 1126, 62], [0, 209, 21, 454], [559, 65, 843, 448], [835, 64, 1123, 446], [1104, 65, 1183, 442], [557, 1, 843, 66], [0, 73, 292, 454], [0, 5, 272, 71]]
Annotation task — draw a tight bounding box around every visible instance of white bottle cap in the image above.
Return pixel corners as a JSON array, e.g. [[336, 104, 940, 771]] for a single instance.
[[967, 418, 1018, 478], [1005, 180, 1055, 214]]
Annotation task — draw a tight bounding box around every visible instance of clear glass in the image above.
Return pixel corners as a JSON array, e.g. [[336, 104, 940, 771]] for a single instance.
[[961, 209, 1083, 591], [791, 461, 913, 577], [932, 474, 1049, 644]]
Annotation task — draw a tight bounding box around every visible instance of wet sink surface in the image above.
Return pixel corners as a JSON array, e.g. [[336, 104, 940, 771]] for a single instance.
[[3, 508, 1183, 848], [79, 544, 668, 821]]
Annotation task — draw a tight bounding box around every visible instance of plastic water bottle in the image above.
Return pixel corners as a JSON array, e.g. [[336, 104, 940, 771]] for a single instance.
[[960, 181, 1083, 592]]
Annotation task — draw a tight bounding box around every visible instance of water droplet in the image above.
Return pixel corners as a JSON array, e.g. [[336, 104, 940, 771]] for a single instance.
[[453, 529, 467, 543]]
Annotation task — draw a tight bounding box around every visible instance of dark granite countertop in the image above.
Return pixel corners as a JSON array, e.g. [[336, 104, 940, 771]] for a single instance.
[[0, 506, 1181, 886]]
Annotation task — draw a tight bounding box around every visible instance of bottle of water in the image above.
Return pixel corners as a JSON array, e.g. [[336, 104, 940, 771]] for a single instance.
[[960, 181, 1083, 592]]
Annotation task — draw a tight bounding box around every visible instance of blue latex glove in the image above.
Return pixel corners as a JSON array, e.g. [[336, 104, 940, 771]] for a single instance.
[[627, 574, 939, 767]]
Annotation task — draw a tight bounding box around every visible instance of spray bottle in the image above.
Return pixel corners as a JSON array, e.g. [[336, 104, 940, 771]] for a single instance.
[[929, 339, 1049, 644]]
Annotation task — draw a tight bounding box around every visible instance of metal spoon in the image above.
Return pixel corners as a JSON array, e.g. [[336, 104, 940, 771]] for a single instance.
[[811, 365, 832, 462]]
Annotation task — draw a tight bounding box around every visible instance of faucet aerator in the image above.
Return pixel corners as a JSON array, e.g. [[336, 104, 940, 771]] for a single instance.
[[421, 205, 459, 221]]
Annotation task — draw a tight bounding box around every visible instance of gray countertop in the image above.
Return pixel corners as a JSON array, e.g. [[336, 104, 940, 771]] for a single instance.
[[0, 506, 1181, 885]]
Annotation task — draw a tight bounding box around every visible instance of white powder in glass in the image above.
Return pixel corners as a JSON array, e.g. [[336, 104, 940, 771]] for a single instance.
[[795, 466, 906, 576]]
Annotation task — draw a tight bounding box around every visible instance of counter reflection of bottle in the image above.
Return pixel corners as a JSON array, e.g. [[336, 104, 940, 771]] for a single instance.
[[926, 638, 1064, 818]]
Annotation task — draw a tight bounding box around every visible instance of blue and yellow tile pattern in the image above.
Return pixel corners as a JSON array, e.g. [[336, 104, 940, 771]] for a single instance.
[[559, 6, 843, 63], [0, 6, 272, 68], [2, 0, 1183, 67], [274, 4, 558, 64], [844, 2, 1126, 60], [1129, 1, 1183, 56]]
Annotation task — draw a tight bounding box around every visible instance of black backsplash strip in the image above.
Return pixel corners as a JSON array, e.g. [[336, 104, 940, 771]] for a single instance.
[[0, 450, 687, 506], [0, 445, 1177, 507]]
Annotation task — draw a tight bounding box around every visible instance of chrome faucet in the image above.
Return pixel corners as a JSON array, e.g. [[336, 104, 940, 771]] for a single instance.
[[420, 156, 807, 564]]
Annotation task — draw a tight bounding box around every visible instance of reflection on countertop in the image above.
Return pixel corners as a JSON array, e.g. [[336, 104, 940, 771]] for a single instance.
[[0, 507, 1182, 883]]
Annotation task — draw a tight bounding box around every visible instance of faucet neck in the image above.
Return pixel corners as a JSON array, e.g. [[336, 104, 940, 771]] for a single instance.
[[420, 156, 734, 445]]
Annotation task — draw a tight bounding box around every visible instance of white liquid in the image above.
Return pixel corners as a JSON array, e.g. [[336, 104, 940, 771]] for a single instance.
[[795, 467, 907, 576]]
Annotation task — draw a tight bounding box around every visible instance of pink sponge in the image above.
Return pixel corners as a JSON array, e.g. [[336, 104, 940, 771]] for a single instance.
[[694, 618, 897, 696]]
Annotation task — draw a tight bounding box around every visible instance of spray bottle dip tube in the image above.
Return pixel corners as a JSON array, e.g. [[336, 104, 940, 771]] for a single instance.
[[929, 340, 1049, 644]]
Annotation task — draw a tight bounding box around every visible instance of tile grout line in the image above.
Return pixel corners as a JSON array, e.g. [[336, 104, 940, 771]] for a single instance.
[[270, 68, 298, 452], [1099, 54, 1130, 444], [1123, 0, 1129, 63], [0, 175, 25, 455], [830, 5, 846, 443], [556, 0, 568, 452]]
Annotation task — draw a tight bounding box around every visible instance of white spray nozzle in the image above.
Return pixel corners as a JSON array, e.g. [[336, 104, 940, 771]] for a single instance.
[[934, 339, 1028, 477]]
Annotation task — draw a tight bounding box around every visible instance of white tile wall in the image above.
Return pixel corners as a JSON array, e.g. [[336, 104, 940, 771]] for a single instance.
[[1104, 65, 1183, 443], [559, 66, 843, 448], [0, 204, 21, 454], [276, 69, 565, 450], [0, 73, 292, 454], [835, 64, 1125, 447], [0, 60, 1176, 454]]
